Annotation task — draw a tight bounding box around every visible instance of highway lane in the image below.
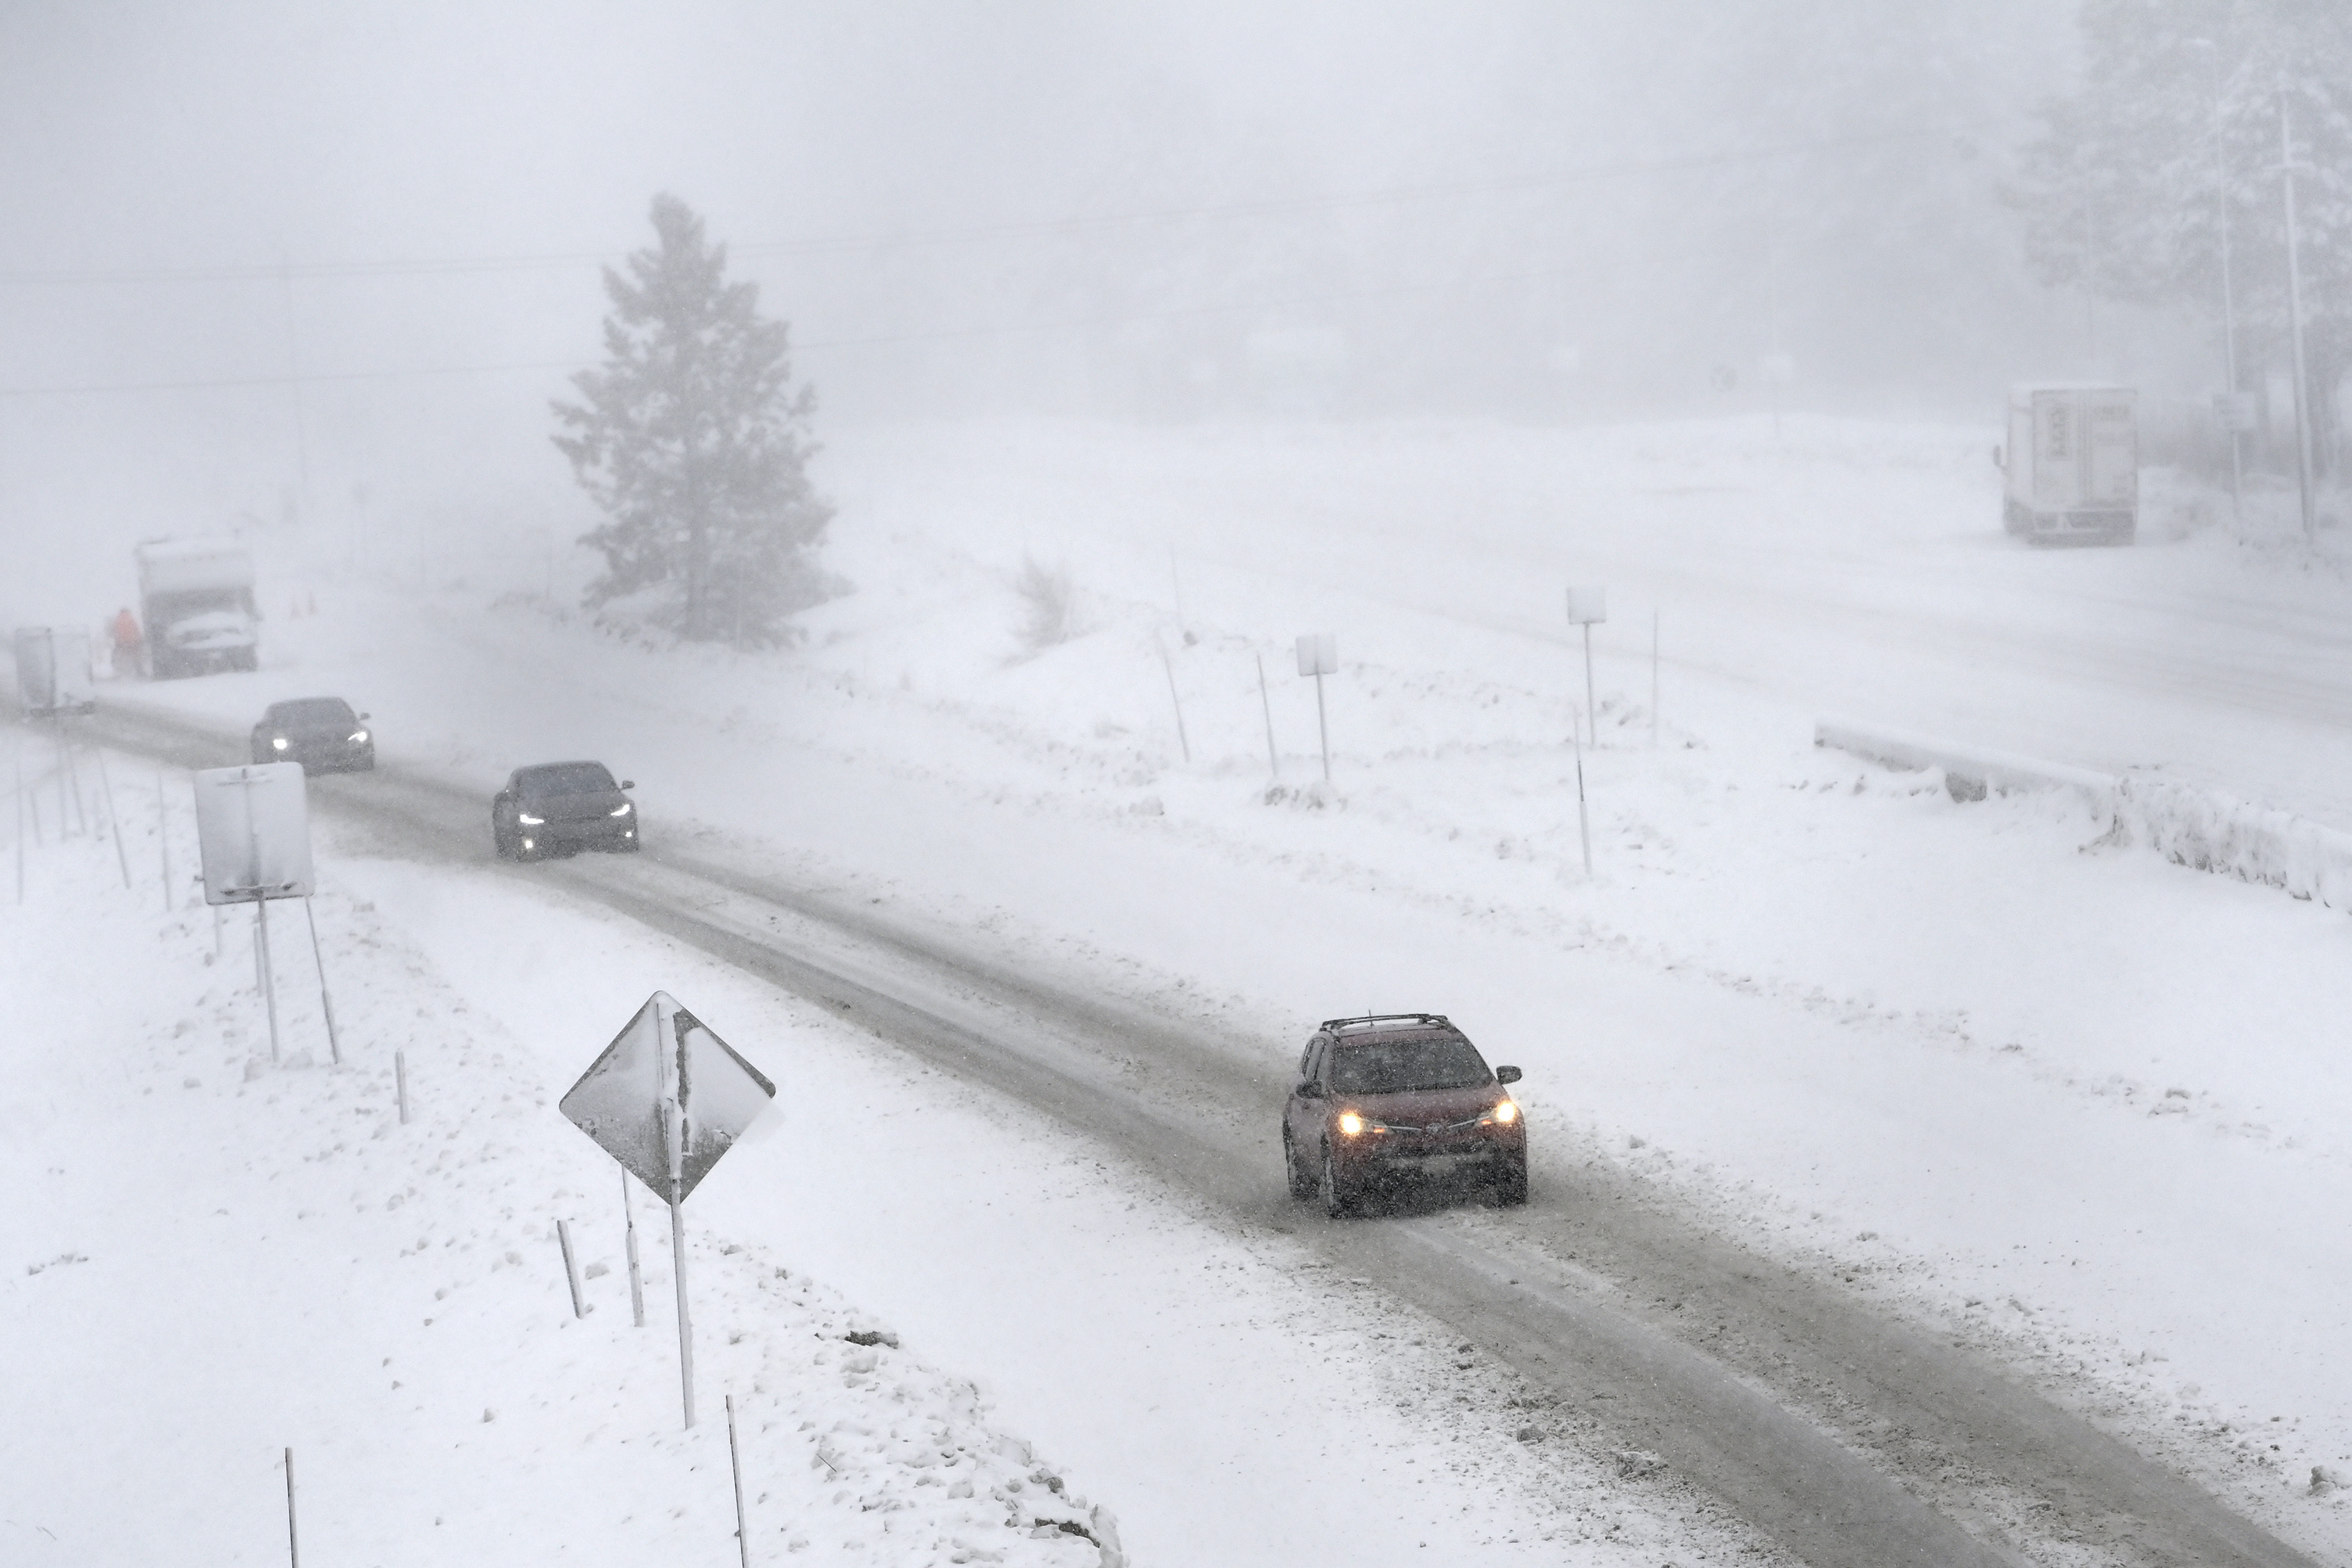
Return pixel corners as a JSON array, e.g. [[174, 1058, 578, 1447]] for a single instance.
[[87, 699, 2322, 1568]]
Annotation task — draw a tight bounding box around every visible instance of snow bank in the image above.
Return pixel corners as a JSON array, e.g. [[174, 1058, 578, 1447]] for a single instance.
[[2111, 773, 2352, 914], [1816, 717, 2352, 914]]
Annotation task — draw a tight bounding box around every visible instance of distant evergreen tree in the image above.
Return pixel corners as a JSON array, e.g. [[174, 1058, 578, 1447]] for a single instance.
[[2007, 1, 2352, 447], [554, 193, 833, 643]]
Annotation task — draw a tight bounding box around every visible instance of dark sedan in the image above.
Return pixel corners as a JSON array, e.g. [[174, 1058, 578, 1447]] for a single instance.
[[493, 761, 640, 861], [249, 697, 374, 772]]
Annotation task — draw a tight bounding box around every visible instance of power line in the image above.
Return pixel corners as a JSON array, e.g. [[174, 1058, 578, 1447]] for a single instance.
[[0, 256, 1605, 397], [0, 227, 1806, 400], [0, 125, 1942, 289], [0, 358, 585, 398]]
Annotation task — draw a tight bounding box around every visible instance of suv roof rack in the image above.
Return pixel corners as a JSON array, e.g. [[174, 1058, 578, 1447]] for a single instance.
[[1321, 1012, 1454, 1035]]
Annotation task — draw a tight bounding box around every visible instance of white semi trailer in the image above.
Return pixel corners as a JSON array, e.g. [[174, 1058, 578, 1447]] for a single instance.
[[135, 538, 259, 678], [2000, 384, 2137, 546]]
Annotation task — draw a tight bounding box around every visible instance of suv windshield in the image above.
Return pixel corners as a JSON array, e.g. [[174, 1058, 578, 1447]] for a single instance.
[[1330, 1034, 1492, 1095], [519, 763, 617, 796], [271, 698, 354, 726]]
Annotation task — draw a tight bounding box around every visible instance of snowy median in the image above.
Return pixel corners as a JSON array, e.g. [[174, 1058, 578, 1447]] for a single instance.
[[1816, 717, 2352, 916]]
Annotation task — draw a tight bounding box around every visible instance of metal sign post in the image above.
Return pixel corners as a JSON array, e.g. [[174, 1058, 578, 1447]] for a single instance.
[[1650, 610, 1660, 747], [1565, 587, 1608, 745], [1565, 589, 1608, 876], [561, 991, 776, 1431], [1256, 653, 1280, 779], [193, 764, 313, 1064], [302, 898, 341, 1065], [1296, 633, 1336, 783], [1572, 725, 1594, 879], [665, 1017, 695, 1429]]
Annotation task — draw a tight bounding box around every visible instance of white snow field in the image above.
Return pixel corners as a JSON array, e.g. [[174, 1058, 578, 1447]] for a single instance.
[[10, 413, 2352, 1564]]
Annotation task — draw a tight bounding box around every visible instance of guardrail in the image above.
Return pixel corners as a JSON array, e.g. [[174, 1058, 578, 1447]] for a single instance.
[[1815, 719, 2352, 917]]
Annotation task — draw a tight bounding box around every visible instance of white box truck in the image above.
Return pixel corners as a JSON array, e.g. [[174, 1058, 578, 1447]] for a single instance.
[[2000, 384, 2136, 546], [135, 538, 259, 678], [12, 626, 96, 715]]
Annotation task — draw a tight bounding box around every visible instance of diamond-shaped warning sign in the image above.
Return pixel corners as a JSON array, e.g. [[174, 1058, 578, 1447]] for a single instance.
[[559, 991, 775, 1203]]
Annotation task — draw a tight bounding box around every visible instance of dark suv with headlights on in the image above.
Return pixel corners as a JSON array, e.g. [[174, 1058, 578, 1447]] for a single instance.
[[249, 696, 374, 773], [491, 761, 639, 861], [1282, 1013, 1526, 1217]]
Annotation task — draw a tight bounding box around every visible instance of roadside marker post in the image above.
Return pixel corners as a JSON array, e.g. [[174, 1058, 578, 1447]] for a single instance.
[[157, 763, 173, 912], [283, 1447, 300, 1568], [728, 1393, 753, 1568], [561, 991, 776, 1430], [1650, 610, 1660, 747], [302, 897, 342, 1065], [394, 1049, 411, 1124], [1296, 633, 1337, 783], [94, 744, 130, 889], [1256, 652, 1280, 780], [1157, 634, 1191, 764], [193, 763, 313, 1064], [1565, 586, 1608, 744], [622, 1171, 647, 1327], [55, 720, 73, 838], [1573, 726, 1594, 879], [557, 1218, 586, 1319]]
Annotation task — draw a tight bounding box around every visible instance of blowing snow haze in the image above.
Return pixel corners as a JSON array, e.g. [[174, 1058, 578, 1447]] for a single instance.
[[0, 1, 2103, 602]]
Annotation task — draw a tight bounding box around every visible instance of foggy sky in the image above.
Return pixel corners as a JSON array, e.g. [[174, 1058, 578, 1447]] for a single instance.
[[1, 2, 2164, 609]]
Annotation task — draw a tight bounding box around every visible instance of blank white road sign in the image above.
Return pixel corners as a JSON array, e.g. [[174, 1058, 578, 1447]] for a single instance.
[[1296, 632, 1337, 677], [1565, 586, 1608, 625], [194, 763, 314, 905], [561, 991, 777, 1203]]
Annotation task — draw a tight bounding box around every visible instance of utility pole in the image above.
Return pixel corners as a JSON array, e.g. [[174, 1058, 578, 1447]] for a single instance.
[[2276, 89, 2318, 540], [2193, 39, 2244, 526]]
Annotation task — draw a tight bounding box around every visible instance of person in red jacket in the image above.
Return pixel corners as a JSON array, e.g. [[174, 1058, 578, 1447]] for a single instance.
[[110, 607, 143, 679]]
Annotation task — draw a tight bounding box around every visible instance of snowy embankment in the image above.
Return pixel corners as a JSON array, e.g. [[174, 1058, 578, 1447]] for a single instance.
[[1818, 718, 2352, 914], [0, 749, 1118, 1567]]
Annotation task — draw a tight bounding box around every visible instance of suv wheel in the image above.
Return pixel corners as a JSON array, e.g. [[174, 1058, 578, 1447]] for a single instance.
[[1493, 1153, 1529, 1207], [1282, 1129, 1315, 1201], [1321, 1143, 1354, 1219]]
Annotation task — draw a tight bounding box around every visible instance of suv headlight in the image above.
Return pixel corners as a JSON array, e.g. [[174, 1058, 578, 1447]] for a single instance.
[[610, 801, 632, 817], [349, 729, 368, 743], [517, 811, 544, 826], [1336, 1110, 1367, 1137], [270, 736, 288, 750], [1478, 1100, 1520, 1126]]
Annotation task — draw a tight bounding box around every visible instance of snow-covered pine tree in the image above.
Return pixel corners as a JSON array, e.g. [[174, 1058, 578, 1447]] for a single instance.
[[553, 193, 833, 643]]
